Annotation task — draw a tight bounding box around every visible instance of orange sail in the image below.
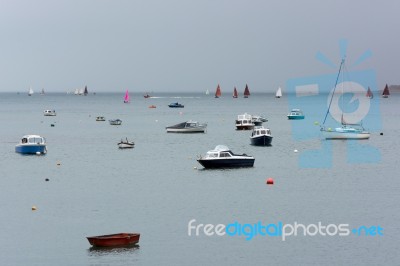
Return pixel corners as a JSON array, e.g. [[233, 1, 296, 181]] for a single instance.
[[215, 84, 221, 98], [243, 84, 250, 98], [233, 87, 238, 98]]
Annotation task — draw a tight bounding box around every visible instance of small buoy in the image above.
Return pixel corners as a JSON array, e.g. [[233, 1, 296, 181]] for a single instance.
[[380, 132, 383, 136], [294, 149, 298, 153], [36, 152, 41, 155], [314, 121, 319, 125], [32, 206, 37, 211], [45, 178, 49, 181], [56, 161, 61, 166], [328, 127, 332, 132], [266, 178, 274, 185], [51, 124, 55, 127], [193, 166, 197, 170]]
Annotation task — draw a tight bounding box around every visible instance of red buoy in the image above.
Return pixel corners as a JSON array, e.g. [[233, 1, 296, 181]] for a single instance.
[[266, 178, 274, 185]]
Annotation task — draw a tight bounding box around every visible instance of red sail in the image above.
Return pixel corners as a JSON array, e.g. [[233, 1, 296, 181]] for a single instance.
[[233, 87, 238, 98], [366, 87, 373, 98], [243, 84, 250, 98], [215, 84, 221, 98], [382, 84, 390, 96]]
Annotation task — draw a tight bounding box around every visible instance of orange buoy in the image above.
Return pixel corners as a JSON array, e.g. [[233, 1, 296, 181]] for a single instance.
[[266, 178, 274, 185]]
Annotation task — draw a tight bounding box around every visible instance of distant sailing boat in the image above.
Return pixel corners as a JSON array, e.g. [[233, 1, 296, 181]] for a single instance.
[[320, 58, 370, 139], [205, 89, 210, 95], [382, 84, 390, 98], [215, 84, 221, 98], [275, 87, 282, 98], [40, 88, 45, 95], [124, 90, 130, 103], [28, 87, 34, 96], [233, 87, 238, 98], [366, 87, 373, 99], [84, 86, 88, 96], [243, 84, 250, 98]]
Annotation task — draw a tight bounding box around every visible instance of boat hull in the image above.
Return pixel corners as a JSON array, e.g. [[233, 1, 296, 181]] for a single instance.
[[287, 115, 304, 120], [250, 135, 273, 146], [197, 158, 255, 168], [15, 144, 47, 154], [118, 143, 134, 149], [87, 233, 140, 247], [236, 125, 254, 130], [166, 128, 206, 133], [322, 130, 370, 139]]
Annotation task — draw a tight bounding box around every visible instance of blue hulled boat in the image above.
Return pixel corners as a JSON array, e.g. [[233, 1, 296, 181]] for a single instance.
[[15, 135, 47, 154], [168, 102, 184, 108], [287, 109, 305, 120]]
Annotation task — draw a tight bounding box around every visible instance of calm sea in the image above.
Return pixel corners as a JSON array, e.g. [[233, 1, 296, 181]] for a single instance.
[[0, 92, 399, 265]]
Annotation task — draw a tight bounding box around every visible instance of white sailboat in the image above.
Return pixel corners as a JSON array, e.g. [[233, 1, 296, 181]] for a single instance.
[[205, 89, 210, 95], [28, 87, 34, 96], [320, 58, 370, 140], [275, 87, 282, 98]]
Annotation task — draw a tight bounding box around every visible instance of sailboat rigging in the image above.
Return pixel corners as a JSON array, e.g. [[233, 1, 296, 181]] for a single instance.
[[320, 58, 370, 139]]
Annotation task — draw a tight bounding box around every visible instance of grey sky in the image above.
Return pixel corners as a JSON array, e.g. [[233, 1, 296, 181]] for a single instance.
[[0, 0, 399, 93]]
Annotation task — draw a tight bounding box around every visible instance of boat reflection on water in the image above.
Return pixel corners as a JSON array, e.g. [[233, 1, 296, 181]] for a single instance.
[[88, 244, 140, 256]]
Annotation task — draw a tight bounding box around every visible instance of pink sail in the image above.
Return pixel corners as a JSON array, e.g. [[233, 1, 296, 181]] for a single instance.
[[124, 90, 130, 103]]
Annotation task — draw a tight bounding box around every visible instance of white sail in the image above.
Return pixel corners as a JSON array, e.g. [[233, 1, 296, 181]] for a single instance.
[[74, 88, 79, 95], [28, 87, 34, 96], [275, 87, 282, 98], [205, 89, 210, 95]]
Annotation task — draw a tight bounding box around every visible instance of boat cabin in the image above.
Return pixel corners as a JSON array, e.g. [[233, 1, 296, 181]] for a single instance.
[[251, 127, 271, 137], [20, 135, 45, 145]]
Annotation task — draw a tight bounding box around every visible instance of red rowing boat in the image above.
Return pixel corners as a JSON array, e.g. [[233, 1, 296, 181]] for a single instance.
[[87, 233, 140, 247]]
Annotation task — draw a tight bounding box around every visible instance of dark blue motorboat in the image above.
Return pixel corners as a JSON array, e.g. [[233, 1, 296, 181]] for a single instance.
[[168, 102, 184, 108], [197, 145, 255, 168]]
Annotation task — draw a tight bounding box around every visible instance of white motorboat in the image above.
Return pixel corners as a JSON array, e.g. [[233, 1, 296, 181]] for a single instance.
[[166, 120, 207, 133]]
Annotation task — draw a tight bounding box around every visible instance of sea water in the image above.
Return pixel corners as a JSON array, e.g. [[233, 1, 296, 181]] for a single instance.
[[0, 92, 399, 265]]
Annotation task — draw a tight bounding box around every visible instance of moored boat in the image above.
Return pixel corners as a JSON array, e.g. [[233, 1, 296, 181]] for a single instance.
[[287, 109, 305, 120], [320, 58, 370, 140], [118, 138, 135, 149], [15, 135, 47, 154], [96, 116, 106, 121], [235, 113, 254, 130], [87, 233, 140, 247], [250, 126, 273, 146], [168, 102, 184, 108], [43, 110, 56, 116], [321, 124, 370, 139], [197, 145, 255, 168], [166, 120, 207, 133], [109, 119, 122, 125]]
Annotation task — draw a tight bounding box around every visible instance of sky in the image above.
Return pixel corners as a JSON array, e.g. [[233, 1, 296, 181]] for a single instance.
[[0, 0, 399, 93]]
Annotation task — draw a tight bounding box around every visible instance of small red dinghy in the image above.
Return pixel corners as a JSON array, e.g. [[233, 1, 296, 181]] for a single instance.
[[87, 233, 140, 247]]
